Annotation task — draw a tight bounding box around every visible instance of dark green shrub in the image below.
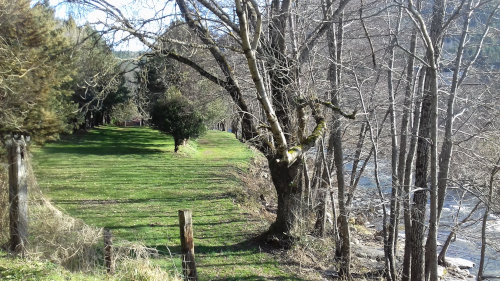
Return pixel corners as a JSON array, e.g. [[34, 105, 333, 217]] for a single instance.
[[150, 90, 205, 152]]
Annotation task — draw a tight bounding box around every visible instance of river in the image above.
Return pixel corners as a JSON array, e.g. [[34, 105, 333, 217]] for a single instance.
[[350, 162, 500, 277]]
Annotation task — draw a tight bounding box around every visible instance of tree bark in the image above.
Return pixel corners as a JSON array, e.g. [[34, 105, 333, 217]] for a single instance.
[[436, 0, 474, 228], [399, 27, 418, 281], [174, 137, 182, 152], [407, 0, 444, 279], [386, 7, 403, 279], [267, 159, 301, 238], [478, 203, 489, 281], [402, 65, 425, 281], [314, 140, 329, 237], [357, 73, 391, 281], [411, 66, 433, 281], [171, 0, 336, 243], [424, 65, 439, 281], [332, 118, 351, 278], [324, 5, 350, 277], [423, 1, 445, 280], [349, 123, 366, 188]]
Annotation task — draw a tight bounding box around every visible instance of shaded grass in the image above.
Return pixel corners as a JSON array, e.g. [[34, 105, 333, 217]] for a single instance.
[[32, 126, 302, 280]]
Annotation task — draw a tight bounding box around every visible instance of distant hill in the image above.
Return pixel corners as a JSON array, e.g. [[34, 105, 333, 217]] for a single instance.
[[114, 50, 144, 59]]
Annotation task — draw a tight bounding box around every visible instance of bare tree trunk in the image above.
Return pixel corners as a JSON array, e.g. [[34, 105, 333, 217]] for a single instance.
[[314, 139, 329, 237], [311, 141, 324, 207], [231, 116, 241, 139], [407, 0, 444, 279], [302, 156, 312, 216], [174, 138, 182, 153], [425, 66, 439, 281], [324, 6, 350, 277], [436, 0, 498, 221], [478, 205, 489, 281], [386, 7, 403, 279], [349, 123, 366, 188], [410, 67, 431, 281], [430, 2, 480, 269], [332, 118, 351, 277], [329, 71, 351, 278], [356, 71, 393, 280], [268, 159, 301, 239], [347, 111, 390, 208], [8, 135, 29, 256], [399, 24, 418, 280], [438, 232, 454, 266], [402, 66, 425, 281], [423, 2, 445, 280], [234, 0, 320, 238], [436, 0, 471, 222], [368, 118, 391, 281]]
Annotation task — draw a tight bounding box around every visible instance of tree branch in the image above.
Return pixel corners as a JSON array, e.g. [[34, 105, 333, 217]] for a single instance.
[[158, 51, 227, 87]]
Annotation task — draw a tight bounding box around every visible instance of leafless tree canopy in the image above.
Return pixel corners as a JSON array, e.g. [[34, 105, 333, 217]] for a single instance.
[[63, 0, 500, 279]]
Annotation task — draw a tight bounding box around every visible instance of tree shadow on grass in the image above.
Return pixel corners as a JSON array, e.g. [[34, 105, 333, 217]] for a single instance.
[[52, 193, 241, 206], [149, 238, 311, 281], [46, 127, 172, 156], [42, 145, 166, 156]]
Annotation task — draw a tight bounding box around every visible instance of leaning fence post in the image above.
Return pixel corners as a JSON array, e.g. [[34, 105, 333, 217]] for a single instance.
[[178, 209, 197, 281], [103, 228, 114, 274], [7, 135, 28, 256]]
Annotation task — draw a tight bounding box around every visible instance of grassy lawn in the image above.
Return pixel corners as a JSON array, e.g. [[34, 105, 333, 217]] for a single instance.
[[32, 126, 301, 280]]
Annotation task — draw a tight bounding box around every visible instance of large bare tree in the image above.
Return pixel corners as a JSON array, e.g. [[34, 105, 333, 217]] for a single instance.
[[65, 0, 500, 279]]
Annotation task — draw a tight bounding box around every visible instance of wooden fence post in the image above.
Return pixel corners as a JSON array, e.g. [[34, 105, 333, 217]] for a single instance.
[[178, 210, 197, 281], [8, 135, 28, 256], [104, 228, 114, 274]]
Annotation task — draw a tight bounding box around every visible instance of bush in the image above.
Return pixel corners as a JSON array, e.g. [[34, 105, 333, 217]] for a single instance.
[[150, 89, 205, 152]]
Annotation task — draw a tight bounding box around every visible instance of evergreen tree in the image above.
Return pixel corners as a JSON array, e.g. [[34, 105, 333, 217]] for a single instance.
[[150, 88, 205, 152], [63, 23, 125, 129], [0, 0, 77, 143]]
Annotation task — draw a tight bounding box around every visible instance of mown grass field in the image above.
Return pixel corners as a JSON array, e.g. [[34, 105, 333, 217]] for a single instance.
[[31, 126, 301, 280]]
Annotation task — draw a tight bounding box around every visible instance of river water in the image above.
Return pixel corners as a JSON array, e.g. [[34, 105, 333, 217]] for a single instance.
[[350, 163, 500, 277], [438, 188, 500, 277]]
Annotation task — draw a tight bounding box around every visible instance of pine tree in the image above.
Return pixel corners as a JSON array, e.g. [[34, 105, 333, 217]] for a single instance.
[[0, 0, 77, 143]]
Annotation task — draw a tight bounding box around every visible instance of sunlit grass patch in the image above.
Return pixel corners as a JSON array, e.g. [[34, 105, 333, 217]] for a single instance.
[[32, 126, 301, 280]]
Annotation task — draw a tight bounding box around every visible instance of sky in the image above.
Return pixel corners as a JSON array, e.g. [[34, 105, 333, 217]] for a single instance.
[[49, 0, 176, 51]]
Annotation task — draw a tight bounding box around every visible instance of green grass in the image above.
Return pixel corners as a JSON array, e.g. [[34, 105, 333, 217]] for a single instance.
[[31, 126, 302, 280]]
